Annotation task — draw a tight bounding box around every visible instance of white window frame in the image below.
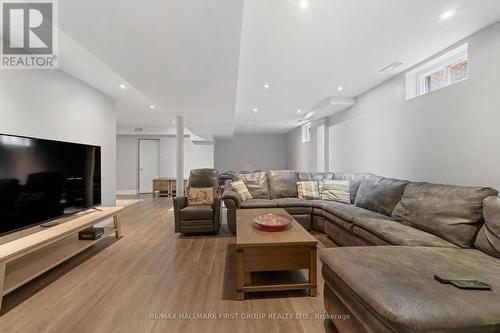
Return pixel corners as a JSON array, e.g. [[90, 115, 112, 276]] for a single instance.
[[406, 43, 468, 100], [301, 123, 311, 143]]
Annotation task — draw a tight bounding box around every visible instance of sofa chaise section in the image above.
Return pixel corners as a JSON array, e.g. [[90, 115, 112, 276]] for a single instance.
[[321, 246, 500, 333], [320, 184, 499, 332]]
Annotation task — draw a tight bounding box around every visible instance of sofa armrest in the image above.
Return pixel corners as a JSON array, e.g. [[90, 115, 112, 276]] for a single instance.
[[222, 190, 242, 209], [173, 196, 187, 233], [213, 197, 222, 230]]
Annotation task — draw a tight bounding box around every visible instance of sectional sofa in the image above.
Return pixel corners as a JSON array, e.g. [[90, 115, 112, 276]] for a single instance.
[[222, 170, 500, 333]]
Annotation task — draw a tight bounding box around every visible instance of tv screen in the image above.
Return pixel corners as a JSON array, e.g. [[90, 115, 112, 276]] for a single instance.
[[0, 133, 101, 235]]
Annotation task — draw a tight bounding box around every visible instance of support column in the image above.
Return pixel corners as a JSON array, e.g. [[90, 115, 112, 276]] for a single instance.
[[176, 115, 185, 196], [324, 118, 330, 172]]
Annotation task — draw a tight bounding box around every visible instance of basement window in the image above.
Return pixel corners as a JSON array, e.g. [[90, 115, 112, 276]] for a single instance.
[[406, 43, 468, 100], [301, 123, 311, 143]]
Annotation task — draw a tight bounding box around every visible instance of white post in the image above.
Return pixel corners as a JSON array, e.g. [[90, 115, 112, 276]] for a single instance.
[[324, 118, 330, 172], [176, 115, 185, 196]]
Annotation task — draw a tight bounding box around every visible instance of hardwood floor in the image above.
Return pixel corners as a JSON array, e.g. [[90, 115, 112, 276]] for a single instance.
[[0, 195, 333, 333]]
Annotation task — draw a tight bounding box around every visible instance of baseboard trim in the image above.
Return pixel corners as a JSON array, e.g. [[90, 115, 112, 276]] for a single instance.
[[116, 189, 139, 195]]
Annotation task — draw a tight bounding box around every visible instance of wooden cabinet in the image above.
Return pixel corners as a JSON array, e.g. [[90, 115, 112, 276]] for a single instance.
[[153, 178, 187, 197]]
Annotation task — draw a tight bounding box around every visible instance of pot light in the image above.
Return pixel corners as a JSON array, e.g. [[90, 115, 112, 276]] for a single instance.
[[253, 108, 258, 113], [248, 121, 253, 125], [264, 83, 270, 89], [297, 109, 302, 113], [337, 86, 344, 92], [298, 0, 309, 9], [149, 105, 155, 109], [440, 9, 456, 20], [119, 84, 126, 90]]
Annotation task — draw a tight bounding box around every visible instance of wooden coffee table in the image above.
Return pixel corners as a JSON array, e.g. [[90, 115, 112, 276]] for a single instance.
[[235, 208, 318, 300]]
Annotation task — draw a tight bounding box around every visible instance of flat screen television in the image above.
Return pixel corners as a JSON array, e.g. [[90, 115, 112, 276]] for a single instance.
[[0, 133, 101, 235]]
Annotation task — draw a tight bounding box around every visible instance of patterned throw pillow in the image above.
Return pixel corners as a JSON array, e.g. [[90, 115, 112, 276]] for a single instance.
[[187, 187, 215, 206], [297, 181, 321, 200], [230, 180, 252, 201], [320, 180, 350, 203]]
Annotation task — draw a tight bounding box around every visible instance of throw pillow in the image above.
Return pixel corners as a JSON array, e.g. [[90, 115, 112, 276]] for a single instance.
[[475, 196, 500, 259], [297, 181, 321, 200], [232, 172, 270, 199], [187, 187, 215, 206], [230, 180, 252, 201], [320, 180, 350, 203]]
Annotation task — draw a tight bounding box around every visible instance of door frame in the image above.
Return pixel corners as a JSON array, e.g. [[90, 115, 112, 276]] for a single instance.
[[138, 138, 160, 194]]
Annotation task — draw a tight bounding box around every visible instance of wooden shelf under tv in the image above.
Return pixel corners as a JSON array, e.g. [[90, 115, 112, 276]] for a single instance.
[[0, 207, 123, 312]]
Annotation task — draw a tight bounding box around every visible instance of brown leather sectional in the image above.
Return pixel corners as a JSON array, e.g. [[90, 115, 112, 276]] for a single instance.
[[222, 170, 500, 333]]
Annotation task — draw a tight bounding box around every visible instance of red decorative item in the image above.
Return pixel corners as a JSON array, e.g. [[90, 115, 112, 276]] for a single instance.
[[252, 213, 293, 232]]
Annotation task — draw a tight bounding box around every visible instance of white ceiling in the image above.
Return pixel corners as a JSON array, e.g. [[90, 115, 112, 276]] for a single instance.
[[58, 0, 500, 137], [59, 0, 244, 138]]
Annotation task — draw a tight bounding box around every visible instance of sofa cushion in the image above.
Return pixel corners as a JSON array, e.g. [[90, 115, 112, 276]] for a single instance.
[[392, 182, 498, 248], [297, 181, 321, 200], [323, 201, 392, 223], [333, 172, 382, 204], [475, 196, 500, 258], [284, 206, 313, 215], [353, 218, 458, 247], [297, 172, 334, 181], [308, 199, 327, 209], [320, 246, 500, 333], [320, 180, 350, 203], [267, 170, 298, 198], [354, 177, 409, 216], [272, 198, 312, 207], [180, 205, 213, 220], [240, 199, 277, 209], [230, 180, 252, 201], [233, 171, 270, 199]]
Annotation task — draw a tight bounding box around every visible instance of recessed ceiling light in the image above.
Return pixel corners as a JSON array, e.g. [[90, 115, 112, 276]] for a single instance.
[[298, 0, 309, 9], [297, 109, 302, 113], [149, 105, 155, 109], [337, 86, 344, 92], [264, 83, 270, 89], [253, 108, 258, 113], [439, 9, 456, 20], [119, 84, 126, 90], [248, 121, 253, 125]]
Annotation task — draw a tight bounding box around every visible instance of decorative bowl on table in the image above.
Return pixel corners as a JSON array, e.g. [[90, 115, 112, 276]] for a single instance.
[[252, 213, 293, 232]]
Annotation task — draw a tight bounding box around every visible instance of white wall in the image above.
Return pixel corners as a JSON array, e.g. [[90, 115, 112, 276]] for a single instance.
[[328, 21, 500, 189], [0, 70, 116, 205], [116, 135, 214, 193], [285, 21, 500, 190], [285, 121, 319, 172], [215, 134, 286, 172]]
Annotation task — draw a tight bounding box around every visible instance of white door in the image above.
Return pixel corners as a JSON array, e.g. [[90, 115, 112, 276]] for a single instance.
[[139, 139, 159, 193]]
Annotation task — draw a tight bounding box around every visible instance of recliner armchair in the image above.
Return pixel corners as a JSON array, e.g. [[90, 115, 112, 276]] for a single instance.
[[173, 168, 221, 234]]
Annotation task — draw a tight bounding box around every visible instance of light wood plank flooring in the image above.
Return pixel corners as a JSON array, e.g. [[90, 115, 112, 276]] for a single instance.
[[0, 195, 334, 333]]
